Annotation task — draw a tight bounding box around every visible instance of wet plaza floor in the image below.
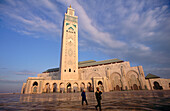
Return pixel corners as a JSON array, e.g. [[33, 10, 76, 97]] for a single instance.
[[0, 90, 170, 111]]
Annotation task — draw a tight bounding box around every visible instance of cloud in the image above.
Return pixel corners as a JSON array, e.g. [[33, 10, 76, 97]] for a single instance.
[[0, 0, 170, 79], [0, 67, 8, 70], [131, 43, 151, 51], [0, 79, 24, 83], [0, 0, 62, 39], [59, 1, 170, 74], [144, 67, 170, 78], [58, 0, 126, 49], [15, 70, 37, 76]]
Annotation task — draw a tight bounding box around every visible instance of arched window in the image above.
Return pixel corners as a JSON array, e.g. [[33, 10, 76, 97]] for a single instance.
[[116, 85, 120, 91], [73, 83, 78, 93], [45, 83, 50, 93], [32, 81, 38, 94], [87, 82, 92, 92], [80, 82, 85, 91], [98, 81, 102, 85], [133, 84, 138, 90], [67, 83, 71, 93], [53, 83, 57, 93], [153, 81, 163, 90], [98, 81, 104, 91], [60, 83, 65, 93], [33, 81, 38, 86]]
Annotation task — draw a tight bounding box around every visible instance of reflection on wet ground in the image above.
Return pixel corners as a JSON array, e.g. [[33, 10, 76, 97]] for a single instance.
[[0, 90, 170, 111]]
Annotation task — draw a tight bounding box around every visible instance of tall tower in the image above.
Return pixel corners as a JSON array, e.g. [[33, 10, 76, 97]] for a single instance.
[[59, 6, 78, 80]]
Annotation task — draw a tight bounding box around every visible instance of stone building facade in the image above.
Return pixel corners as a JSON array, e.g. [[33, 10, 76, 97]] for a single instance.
[[145, 78, 170, 90], [21, 59, 147, 94], [21, 6, 170, 94], [145, 74, 170, 90]]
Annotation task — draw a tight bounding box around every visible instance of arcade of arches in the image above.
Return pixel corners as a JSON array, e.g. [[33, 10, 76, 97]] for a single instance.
[[40, 81, 93, 93]]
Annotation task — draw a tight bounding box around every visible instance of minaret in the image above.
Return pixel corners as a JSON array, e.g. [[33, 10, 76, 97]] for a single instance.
[[59, 6, 78, 80]]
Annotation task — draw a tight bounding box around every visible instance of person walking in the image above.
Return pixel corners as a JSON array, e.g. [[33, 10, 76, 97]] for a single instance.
[[95, 87, 102, 111], [81, 89, 88, 105]]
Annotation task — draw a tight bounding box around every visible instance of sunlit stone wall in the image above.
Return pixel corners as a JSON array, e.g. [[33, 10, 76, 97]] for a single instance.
[[78, 61, 146, 92], [145, 78, 170, 90]]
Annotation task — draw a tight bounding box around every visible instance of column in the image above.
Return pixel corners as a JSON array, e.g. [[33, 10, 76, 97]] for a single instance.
[[71, 84, 74, 93], [57, 83, 60, 93], [50, 83, 53, 93]]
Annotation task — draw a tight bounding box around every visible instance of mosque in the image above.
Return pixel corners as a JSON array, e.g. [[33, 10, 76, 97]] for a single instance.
[[21, 6, 170, 94]]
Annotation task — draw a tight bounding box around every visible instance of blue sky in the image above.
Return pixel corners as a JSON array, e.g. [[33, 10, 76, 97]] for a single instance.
[[0, 0, 170, 93]]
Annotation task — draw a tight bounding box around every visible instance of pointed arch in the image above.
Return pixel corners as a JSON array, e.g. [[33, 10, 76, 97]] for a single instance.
[[153, 81, 163, 90], [73, 82, 78, 93], [126, 70, 140, 90], [45, 83, 50, 93], [126, 70, 139, 78], [53, 83, 57, 92], [33, 81, 38, 86], [87, 82, 93, 92], [59, 82, 65, 93], [66, 82, 71, 93], [110, 72, 122, 80], [80, 82, 85, 92], [110, 72, 123, 91], [32, 81, 38, 94]]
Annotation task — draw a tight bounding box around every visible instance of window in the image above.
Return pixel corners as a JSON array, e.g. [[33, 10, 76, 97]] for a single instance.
[[64, 70, 66, 72], [69, 68, 71, 72], [98, 81, 102, 85], [74, 70, 75, 72], [33, 82, 38, 86]]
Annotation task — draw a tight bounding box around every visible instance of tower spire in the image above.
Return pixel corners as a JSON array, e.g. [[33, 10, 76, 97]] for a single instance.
[[60, 6, 78, 80], [70, 4, 71, 8]]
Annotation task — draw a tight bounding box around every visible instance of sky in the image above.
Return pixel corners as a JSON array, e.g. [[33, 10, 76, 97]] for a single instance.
[[0, 0, 170, 93]]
